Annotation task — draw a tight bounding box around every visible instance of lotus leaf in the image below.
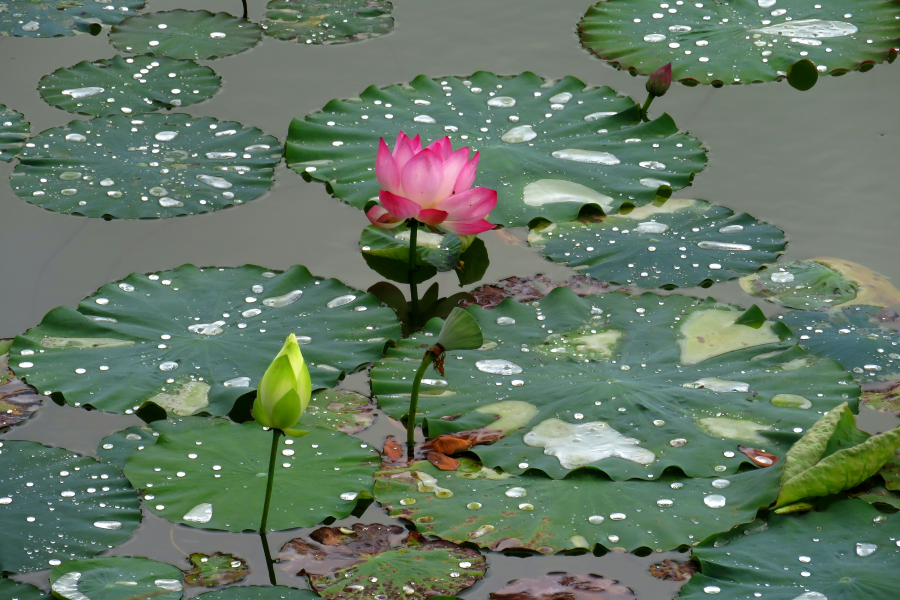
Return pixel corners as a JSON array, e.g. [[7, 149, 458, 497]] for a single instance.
[[0, 104, 29, 162], [374, 456, 781, 553], [183, 552, 248, 587], [579, 0, 900, 86], [97, 418, 225, 469], [300, 388, 377, 434], [742, 260, 859, 309], [855, 481, 900, 511], [195, 587, 320, 600], [0, 579, 51, 600], [279, 523, 486, 599], [0, 440, 141, 573], [528, 199, 785, 288], [778, 305, 900, 383], [110, 10, 261, 60], [0, 0, 144, 37], [123, 420, 379, 532], [49, 557, 184, 600], [10, 264, 400, 415], [678, 499, 900, 599], [10, 114, 281, 219], [776, 403, 900, 507], [371, 288, 854, 480], [811, 257, 900, 307], [286, 72, 706, 227], [39, 55, 221, 117], [262, 0, 394, 45], [490, 573, 635, 600]]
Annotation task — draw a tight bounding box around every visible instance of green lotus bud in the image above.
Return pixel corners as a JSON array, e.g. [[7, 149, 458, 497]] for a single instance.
[[435, 307, 483, 352], [253, 334, 311, 434]]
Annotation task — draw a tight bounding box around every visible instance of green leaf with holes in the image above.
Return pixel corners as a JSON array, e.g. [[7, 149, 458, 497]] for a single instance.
[[0, 580, 51, 600], [0, 440, 141, 573], [195, 586, 320, 600], [528, 199, 785, 288], [285, 72, 706, 227], [0, 0, 144, 38], [10, 264, 399, 416], [123, 420, 379, 532], [278, 524, 486, 598], [39, 55, 221, 117], [110, 10, 261, 60], [371, 288, 854, 480], [741, 261, 859, 310], [262, 0, 394, 44], [778, 305, 900, 383], [579, 0, 900, 86], [50, 557, 184, 600], [10, 114, 281, 219], [678, 499, 900, 599], [0, 104, 29, 162], [374, 456, 780, 554]]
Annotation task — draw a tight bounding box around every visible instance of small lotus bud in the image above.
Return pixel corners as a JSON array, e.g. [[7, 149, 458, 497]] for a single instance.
[[253, 334, 311, 433], [646, 63, 673, 98]]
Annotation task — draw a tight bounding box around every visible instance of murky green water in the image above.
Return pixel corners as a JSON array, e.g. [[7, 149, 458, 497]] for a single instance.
[[1, 0, 898, 596]]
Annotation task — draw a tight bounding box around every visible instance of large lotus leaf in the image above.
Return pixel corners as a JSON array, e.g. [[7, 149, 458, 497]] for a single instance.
[[0, 579, 51, 600], [528, 198, 785, 289], [10, 114, 281, 219], [39, 55, 221, 118], [285, 72, 706, 228], [579, 0, 900, 86], [10, 264, 400, 416], [195, 586, 320, 600], [49, 557, 183, 600], [678, 499, 900, 599], [0, 344, 43, 430], [374, 456, 781, 553], [371, 288, 854, 480], [97, 417, 225, 469], [778, 305, 900, 383], [123, 420, 379, 532], [110, 10, 261, 60], [0, 440, 141, 573], [279, 523, 486, 599], [262, 0, 394, 44], [0, 0, 144, 38], [0, 104, 29, 162]]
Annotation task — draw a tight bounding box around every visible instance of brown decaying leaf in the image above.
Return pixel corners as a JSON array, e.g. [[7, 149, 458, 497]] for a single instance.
[[463, 274, 609, 310], [812, 257, 900, 308], [382, 436, 404, 461], [426, 450, 460, 471], [0, 350, 42, 430], [649, 559, 699, 582], [183, 551, 249, 587], [381, 428, 506, 471], [738, 445, 779, 467], [490, 572, 635, 600], [861, 379, 900, 415]]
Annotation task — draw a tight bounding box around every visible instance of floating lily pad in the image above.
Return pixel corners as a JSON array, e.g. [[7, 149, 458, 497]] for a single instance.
[[812, 257, 900, 307], [184, 552, 249, 587], [10, 264, 399, 416], [0, 440, 141, 573], [0, 344, 43, 430], [678, 499, 900, 599], [49, 557, 184, 600], [39, 55, 221, 117], [490, 573, 635, 600], [0, 579, 51, 600], [123, 420, 379, 532], [464, 274, 609, 310], [0, 104, 29, 162], [371, 288, 853, 480], [97, 418, 224, 469], [279, 523, 486, 599], [528, 199, 785, 288], [286, 72, 706, 227], [195, 586, 320, 600], [110, 10, 261, 60], [742, 261, 859, 310], [262, 0, 394, 44], [301, 388, 377, 434], [0, 0, 144, 38], [10, 114, 281, 219], [375, 456, 780, 553], [579, 0, 900, 86], [778, 305, 900, 383]]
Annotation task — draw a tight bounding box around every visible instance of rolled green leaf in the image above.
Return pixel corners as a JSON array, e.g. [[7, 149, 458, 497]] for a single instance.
[[780, 402, 847, 486], [435, 308, 483, 352]]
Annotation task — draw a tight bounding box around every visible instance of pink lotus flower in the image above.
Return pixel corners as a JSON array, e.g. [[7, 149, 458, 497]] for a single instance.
[[366, 132, 497, 235]]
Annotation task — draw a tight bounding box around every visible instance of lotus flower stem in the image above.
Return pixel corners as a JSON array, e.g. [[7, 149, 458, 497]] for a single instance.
[[258, 530, 277, 585], [407, 219, 420, 327], [258, 427, 281, 584], [640, 94, 654, 121], [241, 0, 248, 19], [407, 351, 436, 448]]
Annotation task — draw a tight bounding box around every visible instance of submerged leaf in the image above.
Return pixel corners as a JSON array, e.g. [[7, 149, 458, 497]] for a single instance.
[[279, 523, 486, 599], [649, 559, 698, 582], [0, 343, 42, 430], [262, 0, 394, 45], [184, 552, 249, 587], [861, 379, 900, 414], [464, 274, 609, 310], [0, 0, 143, 37], [490, 573, 635, 600]]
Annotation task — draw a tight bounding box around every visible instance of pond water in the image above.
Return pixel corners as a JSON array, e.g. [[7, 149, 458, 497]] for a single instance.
[[1, 0, 899, 598]]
